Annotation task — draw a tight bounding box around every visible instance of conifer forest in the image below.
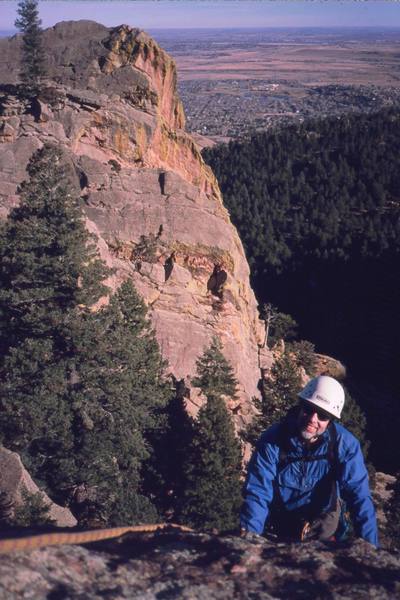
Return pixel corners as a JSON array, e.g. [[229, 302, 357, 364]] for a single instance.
[[204, 108, 400, 472]]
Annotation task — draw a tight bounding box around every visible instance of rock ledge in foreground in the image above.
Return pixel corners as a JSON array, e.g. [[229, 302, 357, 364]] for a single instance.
[[0, 530, 399, 599]]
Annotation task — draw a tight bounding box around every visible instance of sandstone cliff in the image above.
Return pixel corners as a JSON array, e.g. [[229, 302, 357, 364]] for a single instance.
[[0, 21, 267, 421]]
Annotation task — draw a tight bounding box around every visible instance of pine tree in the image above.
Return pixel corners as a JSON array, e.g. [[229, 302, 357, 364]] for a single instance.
[[191, 336, 238, 400], [0, 145, 169, 526], [142, 388, 194, 520], [179, 396, 243, 532], [46, 280, 170, 526], [15, 0, 46, 96], [246, 352, 302, 445], [179, 338, 242, 532], [286, 340, 317, 376], [0, 145, 108, 456], [340, 388, 369, 457], [260, 304, 298, 348]]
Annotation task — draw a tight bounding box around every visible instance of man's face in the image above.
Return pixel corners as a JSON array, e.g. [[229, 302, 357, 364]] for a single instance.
[[297, 401, 331, 442]]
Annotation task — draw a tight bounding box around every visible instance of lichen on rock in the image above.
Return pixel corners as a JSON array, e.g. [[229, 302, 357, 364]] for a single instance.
[[0, 532, 398, 599]]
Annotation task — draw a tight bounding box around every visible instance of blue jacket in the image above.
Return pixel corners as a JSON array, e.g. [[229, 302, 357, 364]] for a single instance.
[[240, 419, 378, 546]]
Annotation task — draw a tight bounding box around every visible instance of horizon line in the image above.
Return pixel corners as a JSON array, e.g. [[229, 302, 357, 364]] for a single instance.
[[2, 24, 400, 31]]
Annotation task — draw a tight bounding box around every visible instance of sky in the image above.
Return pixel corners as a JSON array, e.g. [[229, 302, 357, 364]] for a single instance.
[[1, 0, 400, 31]]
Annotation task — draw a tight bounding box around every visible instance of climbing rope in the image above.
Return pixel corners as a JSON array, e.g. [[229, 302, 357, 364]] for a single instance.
[[0, 523, 193, 554]]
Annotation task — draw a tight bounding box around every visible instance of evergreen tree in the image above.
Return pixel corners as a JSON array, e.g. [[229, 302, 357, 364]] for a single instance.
[[260, 303, 298, 348], [15, 0, 46, 96], [286, 340, 317, 376], [0, 145, 108, 455], [191, 336, 238, 400], [53, 280, 169, 526], [142, 387, 194, 520], [0, 145, 169, 526], [179, 396, 242, 532], [246, 352, 302, 445], [340, 388, 369, 457], [12, 488, 54, 527], [179, 339, 242, 532]]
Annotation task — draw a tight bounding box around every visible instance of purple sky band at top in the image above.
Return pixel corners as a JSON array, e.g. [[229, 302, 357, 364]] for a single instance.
[[1, 1, 400, 31]]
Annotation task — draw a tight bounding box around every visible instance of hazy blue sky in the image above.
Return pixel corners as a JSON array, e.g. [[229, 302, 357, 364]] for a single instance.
[[1, 1, 400, 31]]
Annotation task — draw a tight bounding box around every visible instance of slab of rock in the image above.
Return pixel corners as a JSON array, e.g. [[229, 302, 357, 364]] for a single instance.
[[0, 446, 77, 528], [0, 531, 399, 599], [373, 471, 396, 548]]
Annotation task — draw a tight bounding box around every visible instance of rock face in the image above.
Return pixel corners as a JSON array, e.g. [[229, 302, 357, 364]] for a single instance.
[[373, 471, 396, 549], [0, 530, 399, 599], [0, 21, 266, 421], [0, 447, 77, 528]]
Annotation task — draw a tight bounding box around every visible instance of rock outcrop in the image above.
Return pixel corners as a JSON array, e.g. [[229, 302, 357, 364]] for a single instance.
[[373, 471, 396, 549], [0, 530, 399, 599], [0, 21, 266, 422], [0, 447, 77, 528]]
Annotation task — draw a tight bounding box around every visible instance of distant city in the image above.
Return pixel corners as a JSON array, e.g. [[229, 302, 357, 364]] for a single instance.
[[2, 26, 400, 143], [152, 28, 400, 143]]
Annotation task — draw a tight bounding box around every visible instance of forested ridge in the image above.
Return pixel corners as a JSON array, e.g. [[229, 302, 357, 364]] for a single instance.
[[204, 108, 400, 271], [204, 107, 400, 472]]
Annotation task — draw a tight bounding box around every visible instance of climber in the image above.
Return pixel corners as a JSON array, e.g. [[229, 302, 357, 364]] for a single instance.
[[240, 375, 378, 546]]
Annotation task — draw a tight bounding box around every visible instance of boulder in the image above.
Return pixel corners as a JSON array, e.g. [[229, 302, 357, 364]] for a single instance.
[[0, 446, 77, 528]]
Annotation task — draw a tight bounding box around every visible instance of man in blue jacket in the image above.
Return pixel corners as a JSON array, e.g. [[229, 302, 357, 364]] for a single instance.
[[240, 375, 378, 546]]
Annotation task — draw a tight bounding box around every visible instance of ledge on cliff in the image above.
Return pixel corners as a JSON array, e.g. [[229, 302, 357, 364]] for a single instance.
[[0, 530, 398, 598]]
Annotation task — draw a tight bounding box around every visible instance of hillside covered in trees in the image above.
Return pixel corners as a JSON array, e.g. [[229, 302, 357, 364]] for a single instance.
[[204, 107, 400, 472]]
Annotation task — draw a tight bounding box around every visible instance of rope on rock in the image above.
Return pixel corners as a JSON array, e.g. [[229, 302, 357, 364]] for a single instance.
[[0, 523, 193, 554]]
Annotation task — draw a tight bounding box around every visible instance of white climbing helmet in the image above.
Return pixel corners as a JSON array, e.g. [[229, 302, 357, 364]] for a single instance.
[[298, 375, 345, 419]]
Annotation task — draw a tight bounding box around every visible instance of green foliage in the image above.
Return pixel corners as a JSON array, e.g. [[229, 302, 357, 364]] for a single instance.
[[286, 340, 317, 376], [132, 232, 160, 266], [271, 313, 297, 346], [0, 145, 108, 454], [205, 109, 400, 281], [179, 396, 242, 532], [0, 491, 14, 526], [142, 390, 194, 520], [260, 303, 298, 347], [246, 352, 302, 445], [13, 487, 54, 527], [15, 0, 46, 96], [0, 145, 108, 350], [340, 388, 369, 458], [58, 280, 169, 526], [179, 339, 242, 532], [0, 145, 168, 526], [192, 336, 238, 400]]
